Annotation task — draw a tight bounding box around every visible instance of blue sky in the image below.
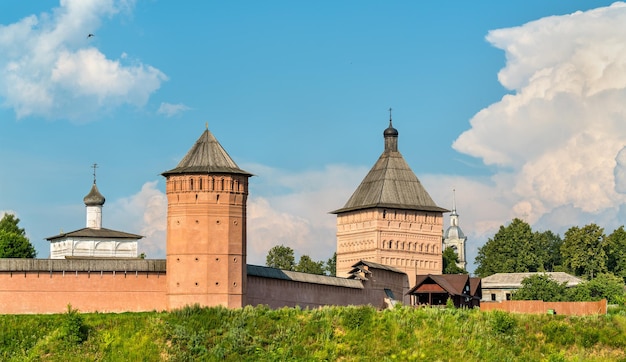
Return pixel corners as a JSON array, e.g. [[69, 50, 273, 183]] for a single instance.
[[2, 0, 626, 272]]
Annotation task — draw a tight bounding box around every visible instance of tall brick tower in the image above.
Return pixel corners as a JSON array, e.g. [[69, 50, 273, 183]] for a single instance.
[[162, 128, 251, 309], [332, 113, 448, 287]]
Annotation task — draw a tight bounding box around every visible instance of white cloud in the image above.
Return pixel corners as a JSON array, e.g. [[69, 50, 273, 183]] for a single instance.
[[108, 181, 167, 258], [245, 163, 368, 265], [0, 0, 166, 121], [451, 2, 626, 236], [157, 102, 191, 117]]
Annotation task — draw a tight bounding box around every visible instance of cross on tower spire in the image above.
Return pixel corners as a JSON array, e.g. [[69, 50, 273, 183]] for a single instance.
[[92, 163, 98, 184]]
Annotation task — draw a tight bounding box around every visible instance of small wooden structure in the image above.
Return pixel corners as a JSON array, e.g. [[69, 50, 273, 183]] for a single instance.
[[407, 274, 481, 308]]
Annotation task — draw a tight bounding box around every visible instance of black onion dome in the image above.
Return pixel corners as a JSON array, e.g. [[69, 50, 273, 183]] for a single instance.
[[383, 121, 398, 137], [83, 183, 105, 206]]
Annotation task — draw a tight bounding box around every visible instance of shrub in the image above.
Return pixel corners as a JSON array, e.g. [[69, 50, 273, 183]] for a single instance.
[[340, 305, 375, 330], [542, 320, 574, 346], [61, 304, 88, 344], [490, 310, 517, 334]]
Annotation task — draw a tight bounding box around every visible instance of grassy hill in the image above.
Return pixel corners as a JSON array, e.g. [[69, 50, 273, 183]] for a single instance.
[[1, 304, 625, 361]]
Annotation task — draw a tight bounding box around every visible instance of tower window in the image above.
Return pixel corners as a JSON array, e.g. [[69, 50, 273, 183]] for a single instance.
[[190, 179, 194, 190]]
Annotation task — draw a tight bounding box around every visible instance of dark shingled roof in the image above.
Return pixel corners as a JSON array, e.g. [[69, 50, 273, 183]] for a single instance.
[[162, 129, 252, 176], [246, 264, 363, 289], [349, 260, 406, 275], [46, 227, 143, 241], [408, 274, 471, 296], [332, 122, 447, 214]]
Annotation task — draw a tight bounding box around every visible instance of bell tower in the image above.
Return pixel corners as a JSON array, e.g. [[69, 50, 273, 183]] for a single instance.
[[332, 111, 448, 287], [162, 128, 251, 309]]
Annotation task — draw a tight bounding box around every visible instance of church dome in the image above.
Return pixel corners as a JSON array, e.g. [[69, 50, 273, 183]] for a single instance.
[[444, 224, 465, 240], [84, 183, 105, 206], [383, 123, 398, 137]]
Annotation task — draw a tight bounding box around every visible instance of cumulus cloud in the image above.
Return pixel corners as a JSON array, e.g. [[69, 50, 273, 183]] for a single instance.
[[0, 0, 166, 121], [108, 181, 167, 258], [157, 102, 191, 117], [245, 163, 368, 265], [98, 164, 367, 264], [452, 2, 626, 236]]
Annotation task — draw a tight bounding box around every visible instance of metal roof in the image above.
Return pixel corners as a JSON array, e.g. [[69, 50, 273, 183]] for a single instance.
[[332, 123, 447, 214], [162, 129, 252, 176], [246, 264, 364, 289], [46, 227, 143, 241], [481, 272, 583, 288]]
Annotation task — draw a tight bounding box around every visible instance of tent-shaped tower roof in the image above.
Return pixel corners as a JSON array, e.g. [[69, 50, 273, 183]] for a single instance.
[[162, 129, 251, 176], [332, 118, 447, 214]]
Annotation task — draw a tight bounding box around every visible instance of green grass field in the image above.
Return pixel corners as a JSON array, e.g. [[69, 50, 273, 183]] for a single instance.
[[1, 304, 625, 361]]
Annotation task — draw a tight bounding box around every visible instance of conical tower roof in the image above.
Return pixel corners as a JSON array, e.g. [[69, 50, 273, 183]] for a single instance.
[[332, 119, 447, 214], [162, 129, 251, 176]]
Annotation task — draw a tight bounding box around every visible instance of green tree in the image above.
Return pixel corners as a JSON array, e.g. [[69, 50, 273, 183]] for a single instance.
[[295, 255, 325, 275], [0, 214, 36, 258], [605, 226, 626, 282], [325, 252, 336, 276], [475, 218, 546, 277], [512, 274, 568, 302], [442, 247, 467, 274], [568, 273, 626, 304], [536, 230, 563, 272], [265, 245, 295, 270], [561, 224, 607, 279]]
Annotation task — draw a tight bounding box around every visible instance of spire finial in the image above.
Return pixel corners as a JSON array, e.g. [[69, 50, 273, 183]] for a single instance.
[[453, 188, 456, 210], [205, 122, 208, 130], [388, 107, 393, 126], [92, 163, 98, 184]]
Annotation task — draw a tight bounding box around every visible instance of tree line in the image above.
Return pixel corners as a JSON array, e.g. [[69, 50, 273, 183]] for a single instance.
[[265, 244, 336, 276], [474, 218, 626, 282]]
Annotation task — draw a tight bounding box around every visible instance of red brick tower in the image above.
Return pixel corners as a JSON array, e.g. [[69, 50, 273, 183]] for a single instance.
[[162, 128, 251, 309]]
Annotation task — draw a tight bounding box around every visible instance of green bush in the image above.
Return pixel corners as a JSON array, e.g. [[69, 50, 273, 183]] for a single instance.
[[542, 320, 574, 346], [339, 305, 375, 330], [489, 310, 517, 334], [61, 304, 88, 344]]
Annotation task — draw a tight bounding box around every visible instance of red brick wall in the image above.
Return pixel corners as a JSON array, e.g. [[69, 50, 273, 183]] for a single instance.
[[480, 299, 607, 315], [0, 271, 167, 314]]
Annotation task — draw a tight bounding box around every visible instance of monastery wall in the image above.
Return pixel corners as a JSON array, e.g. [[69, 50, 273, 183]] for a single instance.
[[0, 259, 167, 314], [247, 267, 409, 309], [0, 258, 410, 314]]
